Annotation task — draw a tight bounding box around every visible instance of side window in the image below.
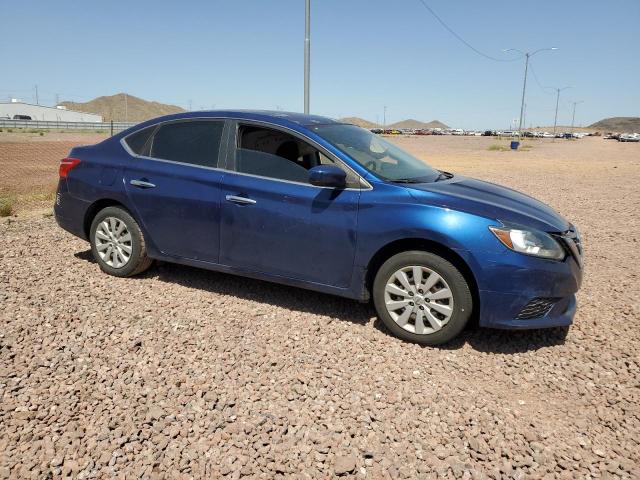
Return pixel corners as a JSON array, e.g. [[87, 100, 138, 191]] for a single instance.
[[124, 125, 155, 156], [235, 125, 360, 187], [149, 120, 224, 168]]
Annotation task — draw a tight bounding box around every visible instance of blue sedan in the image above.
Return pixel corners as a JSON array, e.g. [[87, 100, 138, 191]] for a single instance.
[[54, 111, 583, 345]]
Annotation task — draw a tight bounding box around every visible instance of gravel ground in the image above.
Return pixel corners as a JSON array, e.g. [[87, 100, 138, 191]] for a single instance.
[[1, 137, 639, 479]]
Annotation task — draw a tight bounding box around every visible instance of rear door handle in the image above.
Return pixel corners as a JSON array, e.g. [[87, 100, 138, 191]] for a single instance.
[[130, 179, 156, 189], [225, 195, 256, 205]]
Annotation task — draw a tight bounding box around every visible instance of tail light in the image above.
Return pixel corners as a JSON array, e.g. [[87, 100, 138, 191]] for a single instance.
[[59, 158, 81, 178]]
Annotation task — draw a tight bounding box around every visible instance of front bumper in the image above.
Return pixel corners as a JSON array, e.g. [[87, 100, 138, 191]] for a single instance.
[[479, 291, 576, 329], [474, 247, 582, 330]]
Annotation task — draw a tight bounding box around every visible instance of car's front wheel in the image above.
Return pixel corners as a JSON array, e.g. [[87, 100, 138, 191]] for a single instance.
[[90, 206, 153, 277], [373, 251, 473, 345]]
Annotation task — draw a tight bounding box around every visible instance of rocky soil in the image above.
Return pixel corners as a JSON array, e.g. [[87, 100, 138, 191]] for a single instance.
[[1, 137, 639, 478]]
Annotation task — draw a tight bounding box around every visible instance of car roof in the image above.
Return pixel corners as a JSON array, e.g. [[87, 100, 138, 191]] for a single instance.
[[124, 110, 341, 133], [214, 110, 341, 126]]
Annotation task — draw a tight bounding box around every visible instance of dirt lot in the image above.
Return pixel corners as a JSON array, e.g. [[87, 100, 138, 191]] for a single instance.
[[1, 135, 639, 478]]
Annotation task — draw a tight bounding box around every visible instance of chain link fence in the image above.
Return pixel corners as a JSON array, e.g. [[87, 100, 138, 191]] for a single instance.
[[0, 128, 113, 215], [0, 119, 136, 134]]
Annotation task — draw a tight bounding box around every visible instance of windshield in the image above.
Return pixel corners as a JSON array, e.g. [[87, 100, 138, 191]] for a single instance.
[[310, 124, 440, 182]]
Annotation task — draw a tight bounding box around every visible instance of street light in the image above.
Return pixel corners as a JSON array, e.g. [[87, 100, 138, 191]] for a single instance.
[[552, 86, 572, 136], [503, 47, 558, 138], [570, 100, 584, 134]]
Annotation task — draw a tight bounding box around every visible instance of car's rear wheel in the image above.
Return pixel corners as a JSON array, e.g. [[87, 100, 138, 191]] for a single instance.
[[90, 206, 153, 277], [373, 251, 472, 345]]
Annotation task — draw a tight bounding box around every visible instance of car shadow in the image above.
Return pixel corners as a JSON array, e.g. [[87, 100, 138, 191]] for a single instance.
[[74, 249, 569, 353]]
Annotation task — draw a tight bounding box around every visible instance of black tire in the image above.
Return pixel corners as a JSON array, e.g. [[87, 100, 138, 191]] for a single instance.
[[372, 251, 473, 345], [89, 206, 153, 277]]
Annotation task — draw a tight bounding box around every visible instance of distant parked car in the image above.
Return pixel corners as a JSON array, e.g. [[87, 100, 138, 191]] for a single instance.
[[12, 115, 32, 120], [482, 130, 494, 136], [370, 128, 383, 134], [619, 133, 640, 142], [54, 110, 583, 345]]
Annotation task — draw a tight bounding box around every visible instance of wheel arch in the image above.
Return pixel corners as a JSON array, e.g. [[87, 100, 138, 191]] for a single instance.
[[83, 198, 133, 240], [364, 238, 480, 318]]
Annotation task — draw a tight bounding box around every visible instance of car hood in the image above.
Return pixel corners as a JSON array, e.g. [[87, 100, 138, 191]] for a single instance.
[[406, 176, 570, 232]]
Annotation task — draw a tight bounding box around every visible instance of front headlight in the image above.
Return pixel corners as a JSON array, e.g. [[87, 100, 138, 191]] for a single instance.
[[489, 226, 565, 260]]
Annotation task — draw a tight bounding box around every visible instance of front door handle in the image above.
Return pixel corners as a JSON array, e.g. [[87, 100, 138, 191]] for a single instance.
[[225, 195, 256, 205], [130, 179, 156, 189]]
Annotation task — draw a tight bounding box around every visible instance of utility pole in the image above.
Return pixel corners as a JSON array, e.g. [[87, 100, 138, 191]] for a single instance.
[[552, 86, 571, 137], [570, 100, 584, 134], [55, 93, 60, 106], [304, 0, 310, 114], [35, 85, 39, 105], [517, 53, 529, 136], [188, 100, 193, 111], [124, 93, 128, 122], [383, 106, 387, 130], [503, 47, 557, 139]]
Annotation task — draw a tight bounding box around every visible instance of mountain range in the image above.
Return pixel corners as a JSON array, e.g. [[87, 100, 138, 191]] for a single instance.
[[588, 117, 640, 133], [60, 94, 636, 132], [61, 93, 185, 122], [338, 117, 449, 129]]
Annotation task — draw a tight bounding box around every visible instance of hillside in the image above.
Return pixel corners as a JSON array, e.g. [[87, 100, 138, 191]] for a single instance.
[[339, 117, 378, 128], [589, 117, 640, 133], [60, 93, 185, 122], [338, 117, 450, 130], [388, 119, 449, 129]]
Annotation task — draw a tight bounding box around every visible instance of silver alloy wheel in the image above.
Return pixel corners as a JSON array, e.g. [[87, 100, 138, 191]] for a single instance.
[[94, 217, 133, 268], [384, 265, 454, 335]]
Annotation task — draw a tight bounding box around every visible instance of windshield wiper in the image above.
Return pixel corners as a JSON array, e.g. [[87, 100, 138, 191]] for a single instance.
[[391, 178, 425, 184], [434, 171, 454, 182]]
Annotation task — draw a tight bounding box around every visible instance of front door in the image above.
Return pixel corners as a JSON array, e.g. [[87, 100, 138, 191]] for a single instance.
[[219, 122, 361, 287]]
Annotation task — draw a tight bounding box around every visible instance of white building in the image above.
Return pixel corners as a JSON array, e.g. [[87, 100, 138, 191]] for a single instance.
[[0, 100, 102, 122]]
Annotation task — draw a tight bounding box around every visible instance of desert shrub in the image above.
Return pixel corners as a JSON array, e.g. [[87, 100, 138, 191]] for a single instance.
[[0, 196, 15, 217], [488, 144, 509, 152]]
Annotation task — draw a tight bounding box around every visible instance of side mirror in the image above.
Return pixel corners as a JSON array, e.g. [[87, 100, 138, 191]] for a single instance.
[[308, 165, 347, 188]]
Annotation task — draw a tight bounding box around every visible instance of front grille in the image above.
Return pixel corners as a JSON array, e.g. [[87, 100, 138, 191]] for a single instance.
[[515, 297, 557, 319]]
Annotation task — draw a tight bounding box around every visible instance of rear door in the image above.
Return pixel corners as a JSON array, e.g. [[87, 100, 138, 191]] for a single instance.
[[218, 121, 362, 287], [122, 118, 228, 263]]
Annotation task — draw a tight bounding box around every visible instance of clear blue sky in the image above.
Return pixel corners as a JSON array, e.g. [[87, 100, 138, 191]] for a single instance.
[[1, 0, 638, 129]]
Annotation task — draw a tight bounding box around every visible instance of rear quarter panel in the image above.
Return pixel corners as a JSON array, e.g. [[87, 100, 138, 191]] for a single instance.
[[57, 139, 135, 240]]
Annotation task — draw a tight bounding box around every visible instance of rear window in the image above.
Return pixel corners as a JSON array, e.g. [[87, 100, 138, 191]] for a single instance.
[[149, 120, 224, 168], [124, 126, 155, 156]]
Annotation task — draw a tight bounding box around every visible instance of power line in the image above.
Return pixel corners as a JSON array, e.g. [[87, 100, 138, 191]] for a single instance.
[[416, 0, 523, 63], [528, 62, 555, 95]]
